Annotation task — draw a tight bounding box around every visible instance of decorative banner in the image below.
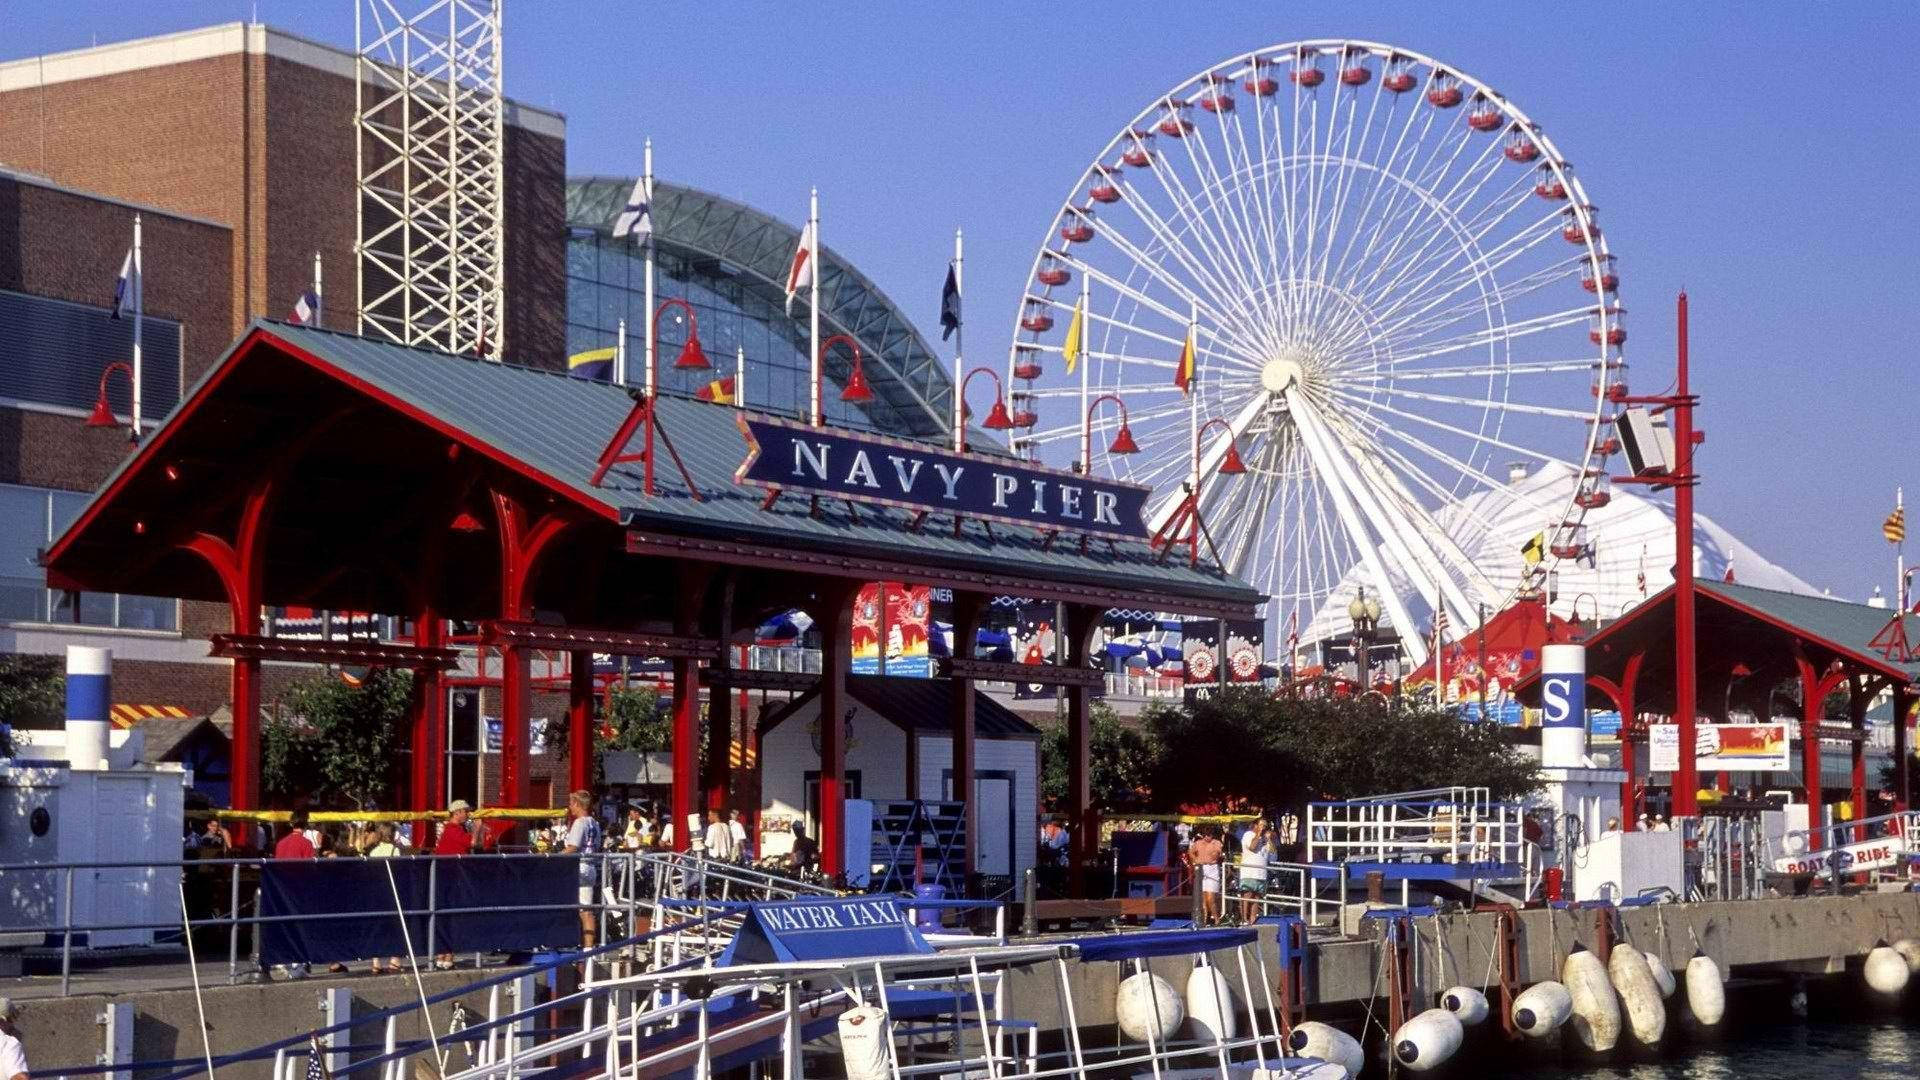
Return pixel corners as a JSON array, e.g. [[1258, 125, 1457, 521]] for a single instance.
[[267, 607, 393, 641], [1651, 722, 1791, 773], [1224, 619, 1265, 684], [852, 583, 934, 678], [1773, 835, 1906, 877], [1181, 620, 1221, 703], [736, 414, 1152, 539], [1012, 603, 1057, 699]]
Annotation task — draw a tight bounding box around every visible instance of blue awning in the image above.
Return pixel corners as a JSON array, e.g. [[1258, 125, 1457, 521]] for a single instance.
[[1067, 927, 1257, 963]]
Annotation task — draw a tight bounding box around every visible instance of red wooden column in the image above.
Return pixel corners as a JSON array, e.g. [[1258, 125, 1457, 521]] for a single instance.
[[1793, 650, 1848, 852], [410, 612, 447, 838], [568, 650, 595, 795], [181, 475, 275, 827], [1897, 685, 1916, 813], [816, 583, 857, 880], [1848, 679, 1871, 844], [490, 489, 574, 811], [703, 574, 738, 813], [1063, 604, 1102, 897], [947, 593, 985, 886], [1590, 651, 1644, 828]]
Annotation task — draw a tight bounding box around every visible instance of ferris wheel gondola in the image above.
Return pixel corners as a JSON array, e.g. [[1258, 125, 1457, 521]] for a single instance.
[[1004, 40, 1624, 664]]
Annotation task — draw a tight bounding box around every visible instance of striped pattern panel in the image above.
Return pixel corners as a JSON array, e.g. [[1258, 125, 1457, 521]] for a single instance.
[[110, 704, 190, 729]]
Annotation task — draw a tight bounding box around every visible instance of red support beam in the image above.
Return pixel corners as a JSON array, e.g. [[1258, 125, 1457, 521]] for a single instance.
[[668, 568, 715, 851], [815, 583, 856, 881], [1589, 651, 1644, 828], [180, 472, 275, 825], [1849, 680, 1871, 844], [490, 489, 577, 814], [569, 650, 595, 796], [948, 592, 985, 888], [1063, 603, 1102, 897], [704, 575, 738, 813], [1671, 291, 1701, 819], [1793, 651, 1850, 851], [1897, 685, 1916, 813], [410, 612, 446, 842]]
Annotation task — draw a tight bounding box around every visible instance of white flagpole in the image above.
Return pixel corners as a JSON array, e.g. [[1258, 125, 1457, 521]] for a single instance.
[[643, 139, 656, 398], [1900, 486, 1907, 610], [132, 214, 144, 442], [614, 317, 627, 386], [1077, 272, 1090, 469], [808, 187, 821, 426], [735, 345, 745, 410], [1188, 301, 1199, 501], [312, 249, 323, 328], [951, 227, 964, 452]]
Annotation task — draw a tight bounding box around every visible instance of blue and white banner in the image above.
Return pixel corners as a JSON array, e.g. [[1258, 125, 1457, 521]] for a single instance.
[[736, 415, 1152, 540]]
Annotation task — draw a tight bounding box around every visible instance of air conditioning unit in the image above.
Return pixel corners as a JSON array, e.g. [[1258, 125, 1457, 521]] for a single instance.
[[1616, 407, 1675, 477]]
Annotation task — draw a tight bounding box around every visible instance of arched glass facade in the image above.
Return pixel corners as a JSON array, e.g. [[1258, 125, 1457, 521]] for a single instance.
[[565, 178, 956, 440]]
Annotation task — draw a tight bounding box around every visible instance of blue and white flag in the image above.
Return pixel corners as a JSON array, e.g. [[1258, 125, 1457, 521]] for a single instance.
[[109, 248, 139, 319], [290, 289, 320, 325], [613, 175, 652, 241]]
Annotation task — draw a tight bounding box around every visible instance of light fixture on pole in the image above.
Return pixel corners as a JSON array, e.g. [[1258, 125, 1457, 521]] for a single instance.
[[1195, 417, 1247, 476], [86, 362, 138, 442], [955, 366, 1013, 452], [639, 297, 711, 494], [819, 333, 873, 406], [1079, 392, 1139, 473], [1348, 586, 1382, 690]]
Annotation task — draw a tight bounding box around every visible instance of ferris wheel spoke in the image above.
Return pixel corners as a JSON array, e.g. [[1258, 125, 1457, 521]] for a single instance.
[[1219, 83, 1292, 330], [1350, 357, 1598, 383], [1314, 76, 1436, 305], [1185, 109, 1292, 337], [1084, 205, 1278, 356], [1302, 88, 1396, 334], [1352, 197, 1566, 342], [1355, 257, 1579, 353], [1325, 385, 1580, 470], [1053, 249, 1266, 365], [1366, 303, 1596, 369], [1130, 118, 1285, 333], [1368, 386, 1593, 421]]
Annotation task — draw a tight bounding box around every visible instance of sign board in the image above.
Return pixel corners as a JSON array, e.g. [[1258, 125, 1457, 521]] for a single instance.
[[717, 895, 930, 966], [1772, 836, 1906, 876], [1650, 723, 1791, 773], [852, 582, 934, 678], [736, 415, 1152, 540]]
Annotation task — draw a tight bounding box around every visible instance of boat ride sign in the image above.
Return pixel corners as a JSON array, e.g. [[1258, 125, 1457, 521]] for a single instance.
[[736, 415, 1153, 541], [1772, 836, 1906, 877]]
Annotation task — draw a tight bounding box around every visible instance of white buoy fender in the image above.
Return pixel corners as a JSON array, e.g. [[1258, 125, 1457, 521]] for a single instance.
[[1287, 1021, 1366, 1078], [1607, 944, 1668, 1044], [1185, 964, 1238, 1043], [1253, 1064, 1349, 1080], [1684, 953, 1726, 1025], [837, 1004, 891, 1080], [1893, 938, 1920, 973], [1512, 980, 1574, 1038], [1116, 971, 1185, 1043], [1563, 946, 1623, 1052], [1393, 1008, 1465, 1073], [1645, 951, 1678, 999], [1441, 985, 1490, 1026], [1864, 944, 1911, 995]]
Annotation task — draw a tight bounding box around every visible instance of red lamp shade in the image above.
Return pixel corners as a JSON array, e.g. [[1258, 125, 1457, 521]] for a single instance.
[[1218, 440, 1248, 474], [674, 332, 712, 370], [982, 397, 1015, 431], [840, 354, 875, 403], [1108, 423, 1140, 455], [86, 394, 117, 428]]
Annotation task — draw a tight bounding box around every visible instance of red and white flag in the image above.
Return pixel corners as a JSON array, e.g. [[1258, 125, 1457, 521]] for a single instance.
[[784, 221, 816, 313]]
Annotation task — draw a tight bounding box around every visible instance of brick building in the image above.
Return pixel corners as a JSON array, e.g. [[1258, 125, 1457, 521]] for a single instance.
[[0, 24, 567, 798]]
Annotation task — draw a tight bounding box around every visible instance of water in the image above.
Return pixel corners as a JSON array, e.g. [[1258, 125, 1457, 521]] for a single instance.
[[1502, 1022, 1919, 1079]]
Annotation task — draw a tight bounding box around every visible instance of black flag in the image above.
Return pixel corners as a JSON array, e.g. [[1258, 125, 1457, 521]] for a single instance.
[[939, 264, 961, 341]]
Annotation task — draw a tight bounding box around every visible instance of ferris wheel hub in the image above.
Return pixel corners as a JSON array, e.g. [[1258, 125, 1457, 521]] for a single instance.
[[1260, 354, 1310, 395]]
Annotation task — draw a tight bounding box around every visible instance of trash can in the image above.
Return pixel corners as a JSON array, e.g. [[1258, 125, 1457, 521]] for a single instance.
[[911, 883, 946, 931]]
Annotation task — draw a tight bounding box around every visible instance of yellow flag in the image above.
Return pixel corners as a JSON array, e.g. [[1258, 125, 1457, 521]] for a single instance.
[[1885, 507, 1906, 545], [1173, 326, 1195, 396], [1520, 531, 1545, 566], [1062, 297, 1084, 375]]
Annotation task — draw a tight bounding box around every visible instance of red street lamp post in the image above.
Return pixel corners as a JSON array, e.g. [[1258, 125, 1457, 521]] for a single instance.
[[1194, 417, 1248, 477], [86, 362, 139, 443], [819, 333, 875, 411], [1610, 292, 1702, 820], [954, 366, 1013, 452], [643, 298, 712, 495], [1079, 393, 1140, 472]]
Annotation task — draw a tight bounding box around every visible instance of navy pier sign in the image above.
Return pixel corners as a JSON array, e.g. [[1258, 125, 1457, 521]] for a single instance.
[[735, 415, 1153, 541]]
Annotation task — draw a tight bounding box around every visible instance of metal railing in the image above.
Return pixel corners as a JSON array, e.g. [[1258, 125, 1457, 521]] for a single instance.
[[0, 851, 665, 997], [1221, 857, 1331, 927], [1307, 790, 1528, 872]]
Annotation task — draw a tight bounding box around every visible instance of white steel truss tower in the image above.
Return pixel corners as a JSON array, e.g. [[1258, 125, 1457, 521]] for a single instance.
[[355, 0, 507, 358]]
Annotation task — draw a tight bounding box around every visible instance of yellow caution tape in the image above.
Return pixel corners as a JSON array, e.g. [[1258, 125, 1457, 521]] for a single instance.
[[1101, 812, 1262, 826], [191, 808, 567, 823]]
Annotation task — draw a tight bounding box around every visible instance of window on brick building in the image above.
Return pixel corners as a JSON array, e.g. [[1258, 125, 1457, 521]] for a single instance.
[[1, 482, 176, 631], [0, 288, 182, 419]]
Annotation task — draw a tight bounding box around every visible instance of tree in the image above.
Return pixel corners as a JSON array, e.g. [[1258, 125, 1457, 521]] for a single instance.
[[1038, 701, 1163, 811], [262, 669, 414, 809], [541, 686, 668, 787], [0, 655, 65, 755], [1143, 693, 1305, 812]]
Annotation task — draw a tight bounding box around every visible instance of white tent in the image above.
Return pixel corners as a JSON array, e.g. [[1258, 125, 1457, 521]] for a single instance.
[[1302, 460, 1817, 647]]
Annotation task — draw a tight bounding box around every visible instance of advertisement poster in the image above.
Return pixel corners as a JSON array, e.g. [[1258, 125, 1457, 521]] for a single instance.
[[1649, 723, 1790, 773], [851, 582, 935, 678]]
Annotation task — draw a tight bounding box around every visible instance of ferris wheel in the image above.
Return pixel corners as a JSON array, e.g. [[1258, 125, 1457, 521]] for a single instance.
[[1005, 40, 1625, 665]]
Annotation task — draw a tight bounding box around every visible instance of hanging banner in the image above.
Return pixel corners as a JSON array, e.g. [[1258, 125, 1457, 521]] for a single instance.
[[1649, 722, 1791, 773], [1182, 620, 1221, 703], [736, 415, 1152, 539], [1772, 835, 1906, 876], [1224, 619, 1265, 684], [1012, 603, 1057, 699], [852, 583, 935, 678]]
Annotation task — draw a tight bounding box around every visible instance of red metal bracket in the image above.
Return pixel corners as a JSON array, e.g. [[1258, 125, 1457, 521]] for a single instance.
[[1476, 903, 1523, 1041], [209, 633, 460, 669], [1870, 614, 1918, 663], [590, 394, 704, 500]]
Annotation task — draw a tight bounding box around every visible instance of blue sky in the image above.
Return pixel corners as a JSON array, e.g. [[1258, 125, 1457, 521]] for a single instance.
[[12, 2, 1919, 602]]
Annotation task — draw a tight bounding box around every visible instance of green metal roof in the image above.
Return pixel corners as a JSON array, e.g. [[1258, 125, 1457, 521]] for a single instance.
[[107, 321, 1255, 611], [1694, 579, 1920, 680]]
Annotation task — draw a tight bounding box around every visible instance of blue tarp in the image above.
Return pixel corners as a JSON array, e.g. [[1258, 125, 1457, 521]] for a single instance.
[[259, 857, 579, 966], [1067, 927, 1257, 963]]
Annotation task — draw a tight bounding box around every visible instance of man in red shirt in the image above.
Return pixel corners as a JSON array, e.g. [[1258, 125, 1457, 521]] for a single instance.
[[274, 811, 316, 860], [434, 800, 475, 855]]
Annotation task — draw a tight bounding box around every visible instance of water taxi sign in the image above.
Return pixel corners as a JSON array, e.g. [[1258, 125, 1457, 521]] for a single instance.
[[735, 415, 1153, 541], [718, 896, 932, 965]]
